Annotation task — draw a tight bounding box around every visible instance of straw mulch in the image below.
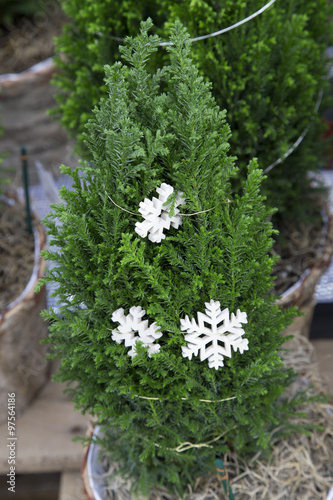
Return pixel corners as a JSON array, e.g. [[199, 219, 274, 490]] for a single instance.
[[97, 333, 333, 500]]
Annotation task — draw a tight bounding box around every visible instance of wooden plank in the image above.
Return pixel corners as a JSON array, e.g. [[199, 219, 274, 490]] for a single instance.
[[59, 471, 87, 500], [0, 362, 90, 474]]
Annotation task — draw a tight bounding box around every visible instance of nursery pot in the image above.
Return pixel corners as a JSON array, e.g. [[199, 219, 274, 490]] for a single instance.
[[277, 203, 333, 337], [82, 426, 107, 500], [0, 196, 49, 423]]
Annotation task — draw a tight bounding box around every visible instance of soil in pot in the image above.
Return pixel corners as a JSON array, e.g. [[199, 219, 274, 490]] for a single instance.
[[0, 6, 78, 186], [0, 200, 34, 311]]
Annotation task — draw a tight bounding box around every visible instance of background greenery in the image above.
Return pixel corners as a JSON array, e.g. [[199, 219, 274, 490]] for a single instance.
[[52, 0, 333, 222], [40, 22, 301, 495]]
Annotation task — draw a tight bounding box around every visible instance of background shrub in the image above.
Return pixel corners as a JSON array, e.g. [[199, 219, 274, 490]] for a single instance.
[[52, 0, 333, 222]]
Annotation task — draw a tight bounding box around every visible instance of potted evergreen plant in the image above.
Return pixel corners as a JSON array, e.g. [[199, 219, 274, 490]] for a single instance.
[[38, 21, 317, 497]]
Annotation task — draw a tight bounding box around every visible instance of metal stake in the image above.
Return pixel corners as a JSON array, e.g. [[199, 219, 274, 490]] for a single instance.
[[21, 146, 33, 234]]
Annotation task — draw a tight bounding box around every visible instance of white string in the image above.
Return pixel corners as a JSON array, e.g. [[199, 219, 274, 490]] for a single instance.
[[264, 88, 324, 174], [160, 0, 276, 46], [153, 432, 225, 452], [95, 0, 276, 46]]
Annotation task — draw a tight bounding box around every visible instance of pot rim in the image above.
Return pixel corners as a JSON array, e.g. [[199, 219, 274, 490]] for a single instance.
[[82, 425, 105, 500]]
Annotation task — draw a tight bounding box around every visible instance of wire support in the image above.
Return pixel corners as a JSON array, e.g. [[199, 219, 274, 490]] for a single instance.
[[264, 88, 324, 174]]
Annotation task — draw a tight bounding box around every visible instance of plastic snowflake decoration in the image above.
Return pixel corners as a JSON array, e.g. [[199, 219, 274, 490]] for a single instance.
[[111, 306, 162, 357], [135, 183, 186, 243], [181, 299, 248, 370]]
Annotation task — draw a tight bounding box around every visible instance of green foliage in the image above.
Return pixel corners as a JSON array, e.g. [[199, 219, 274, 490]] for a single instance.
[[0, 0, 48, 26], [52, 0, 333, 222], [41, 21, 300, 495]]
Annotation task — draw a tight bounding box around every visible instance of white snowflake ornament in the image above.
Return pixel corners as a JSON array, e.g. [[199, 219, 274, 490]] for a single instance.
[[111, 306, 162, 357], [135, 183, 186, 243], [181, 300, 248, 370]]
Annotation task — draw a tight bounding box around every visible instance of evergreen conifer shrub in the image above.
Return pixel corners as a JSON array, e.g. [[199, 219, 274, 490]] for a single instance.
[[41, 21, 300, 495], [52, 0, 333, 221]]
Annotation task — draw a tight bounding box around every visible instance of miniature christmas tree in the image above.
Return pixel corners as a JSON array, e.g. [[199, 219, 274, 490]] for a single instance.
[[41, 20, 299, 495]]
